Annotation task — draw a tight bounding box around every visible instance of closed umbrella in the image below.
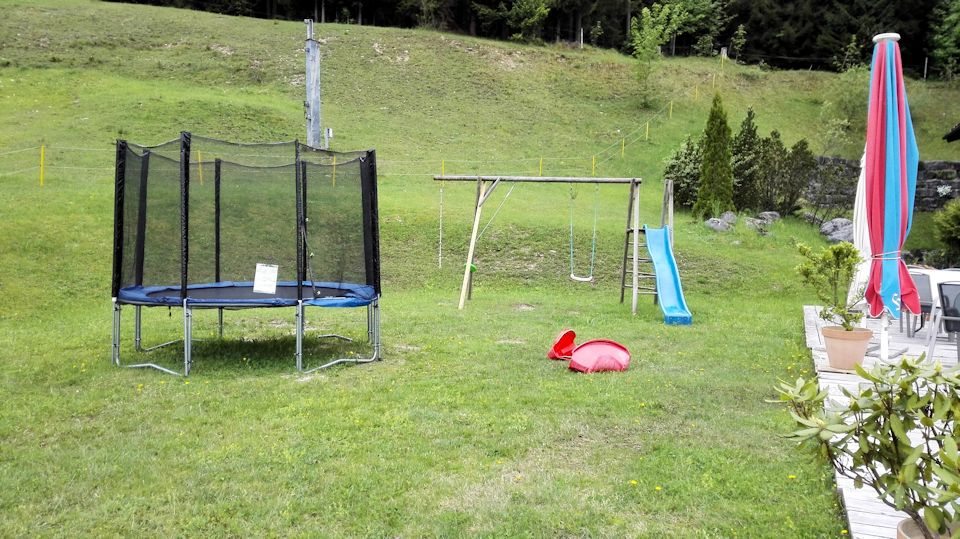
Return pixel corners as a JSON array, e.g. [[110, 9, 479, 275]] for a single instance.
[[848, 150, 869, 310], [863, 33, 920, 360]]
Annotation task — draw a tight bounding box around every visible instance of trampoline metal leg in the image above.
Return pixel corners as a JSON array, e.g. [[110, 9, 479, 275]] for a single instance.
[[134, 305, 143, 351], [218, 307, 224, 339], [134, 304, 181, 353], [302, 298, 381, 373], [367, 303, 374, 343], [183, 300, 192, 376], [112, 300, 121, 366], [296, 301, 304, 371], [112, 301, 183, 376], [372, 298, 382, 360]]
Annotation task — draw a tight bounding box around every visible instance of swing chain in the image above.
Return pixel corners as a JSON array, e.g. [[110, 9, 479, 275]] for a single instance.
[[569, 184, 599, 283]]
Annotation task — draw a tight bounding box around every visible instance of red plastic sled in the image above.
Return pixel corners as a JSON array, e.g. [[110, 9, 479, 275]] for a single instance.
[[547, 329, 577, 360], [568, 339, 630, 373]]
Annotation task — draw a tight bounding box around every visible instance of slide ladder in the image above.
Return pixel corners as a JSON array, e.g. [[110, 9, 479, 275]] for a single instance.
[[643, 226, 692, 325]]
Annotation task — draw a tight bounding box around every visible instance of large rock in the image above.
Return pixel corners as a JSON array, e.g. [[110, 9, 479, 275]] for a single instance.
[[820, 218, 853, 243], [720, 211, 737, 225], [705, 218, 732, 232], [758, 211, 781, 223], [745, 217, 768, 234]]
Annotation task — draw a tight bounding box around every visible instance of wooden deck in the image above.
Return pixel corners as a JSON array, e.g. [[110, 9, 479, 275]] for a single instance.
[[802, 306, 958, 539]]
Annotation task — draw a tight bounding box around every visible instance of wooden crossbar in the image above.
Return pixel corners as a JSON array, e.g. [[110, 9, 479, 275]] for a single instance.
[[434, 175, 639, 184]]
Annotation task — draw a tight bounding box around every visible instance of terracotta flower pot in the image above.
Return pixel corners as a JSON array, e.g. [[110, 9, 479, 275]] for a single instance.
[[897, 517, 956, 539], [821, 326, 872, 370]]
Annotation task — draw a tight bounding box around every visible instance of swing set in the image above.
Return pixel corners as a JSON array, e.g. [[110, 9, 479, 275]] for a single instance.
[[433, 174, 651, 312]]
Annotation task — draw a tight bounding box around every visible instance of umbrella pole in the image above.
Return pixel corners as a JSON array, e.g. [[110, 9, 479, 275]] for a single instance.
[[880, 312, 889, 362]]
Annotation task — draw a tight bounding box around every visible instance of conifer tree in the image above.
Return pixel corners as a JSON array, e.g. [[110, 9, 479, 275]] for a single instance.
[[731, 107, 761, 211], [693, 93, 734, 219]]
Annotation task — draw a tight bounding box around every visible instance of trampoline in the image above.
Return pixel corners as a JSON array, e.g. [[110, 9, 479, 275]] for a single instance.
[[111, 132, 381, 375]]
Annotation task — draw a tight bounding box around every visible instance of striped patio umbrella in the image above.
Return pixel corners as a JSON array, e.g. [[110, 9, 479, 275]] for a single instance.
[[863, 33, 920, 332]]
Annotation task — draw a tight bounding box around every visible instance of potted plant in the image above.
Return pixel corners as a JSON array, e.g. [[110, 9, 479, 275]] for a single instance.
[[796, 242, 872, 370], [775, 358, 960, 539]]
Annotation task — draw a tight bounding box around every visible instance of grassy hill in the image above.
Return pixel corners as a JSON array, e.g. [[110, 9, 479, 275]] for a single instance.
[[2, 0, 959, 536]]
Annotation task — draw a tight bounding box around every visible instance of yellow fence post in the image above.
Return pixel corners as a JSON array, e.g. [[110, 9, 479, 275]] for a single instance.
[[197, 151, 203, 185], [645, 122, 649, 141], [591, 156, 596, 176], [332, 156, 337, 187], [621, 138, 625, 159], [39, 144, 45, 187], [539, 156, 543, 176], [669, 101, 673, 119], [695, 84, 699, 100], [712, 73, 717, 88], [439, 159, 445, 269]]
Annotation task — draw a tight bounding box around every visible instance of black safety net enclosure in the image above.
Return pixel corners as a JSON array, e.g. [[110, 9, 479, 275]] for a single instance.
[[111, 132, 381, 375]]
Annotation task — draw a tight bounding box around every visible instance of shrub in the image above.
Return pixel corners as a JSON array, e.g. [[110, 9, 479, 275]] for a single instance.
[[693, 34, 714, 56], [779, 139, 817, 215], [934, 198, 960, 259], [692, 93, 734, 219], [819, 65, 870, 154], [729, 24, 746, 60], [795, 241, 863, 330], [775, 358, 960, 538], [757, 130, 787, 212], [662, 135, 702, 208], [806, 160, 858, 225]]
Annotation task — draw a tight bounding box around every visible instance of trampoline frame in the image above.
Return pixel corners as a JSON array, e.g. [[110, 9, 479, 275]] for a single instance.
[[111, 298, 381, 376], [111, 133, 382, 375]]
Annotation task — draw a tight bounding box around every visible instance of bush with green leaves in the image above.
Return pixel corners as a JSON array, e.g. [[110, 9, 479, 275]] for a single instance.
[[775, 357, 960, 539], [629, 4, 687, 107], [662, 135, 702, 208], [693, 34, 714, 56], [934, 198, 960, 259], [779, 139, 817, 215], [819, 65, 870, 154], [730, 23, 746, 60], [806, 160, 858, 225], [795, 241, 863, 330], [692, 93, 734, 219], [757, 130, 787, 212]]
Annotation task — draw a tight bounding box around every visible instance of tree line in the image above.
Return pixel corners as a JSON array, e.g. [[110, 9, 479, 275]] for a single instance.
[[108, 0, 959, 78]]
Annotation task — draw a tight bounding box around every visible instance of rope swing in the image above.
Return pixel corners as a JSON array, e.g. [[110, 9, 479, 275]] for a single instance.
[[569, 184, 599, 283]]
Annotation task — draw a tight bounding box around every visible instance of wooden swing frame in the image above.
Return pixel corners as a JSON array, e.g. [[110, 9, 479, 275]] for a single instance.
[[433, 175, 644, 311]]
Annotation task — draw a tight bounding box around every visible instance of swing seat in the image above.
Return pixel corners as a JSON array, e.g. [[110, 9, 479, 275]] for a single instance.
[[569, 273, 594, 283]]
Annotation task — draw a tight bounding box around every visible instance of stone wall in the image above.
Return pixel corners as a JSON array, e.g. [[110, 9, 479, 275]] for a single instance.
[[917, 161, 960, 210], [808, 157, 960, 212]]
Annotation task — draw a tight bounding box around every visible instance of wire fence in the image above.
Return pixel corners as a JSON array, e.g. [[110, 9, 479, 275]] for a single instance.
[[0, 70, 724, 185]]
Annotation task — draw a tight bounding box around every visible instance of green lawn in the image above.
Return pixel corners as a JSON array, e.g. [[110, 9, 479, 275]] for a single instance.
[[2, 0, 959, 536]]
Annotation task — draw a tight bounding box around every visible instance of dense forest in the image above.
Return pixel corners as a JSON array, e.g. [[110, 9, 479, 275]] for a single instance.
[[108, 0, 960, 77]]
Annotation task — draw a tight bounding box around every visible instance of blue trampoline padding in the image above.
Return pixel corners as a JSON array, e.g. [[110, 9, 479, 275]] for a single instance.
[[118, 281, 376, 308]]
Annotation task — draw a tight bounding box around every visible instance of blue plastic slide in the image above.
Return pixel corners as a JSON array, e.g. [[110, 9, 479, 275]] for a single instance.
[[644, 226, 692, 325]]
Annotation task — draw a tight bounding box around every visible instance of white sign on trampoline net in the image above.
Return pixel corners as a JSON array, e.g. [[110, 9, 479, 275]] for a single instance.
[[253, 263, 279, 294]]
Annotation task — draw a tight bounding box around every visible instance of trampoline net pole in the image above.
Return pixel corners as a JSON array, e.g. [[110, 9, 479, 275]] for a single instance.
[[179, 132, 191, 301], [111, 140, 126, 299]]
